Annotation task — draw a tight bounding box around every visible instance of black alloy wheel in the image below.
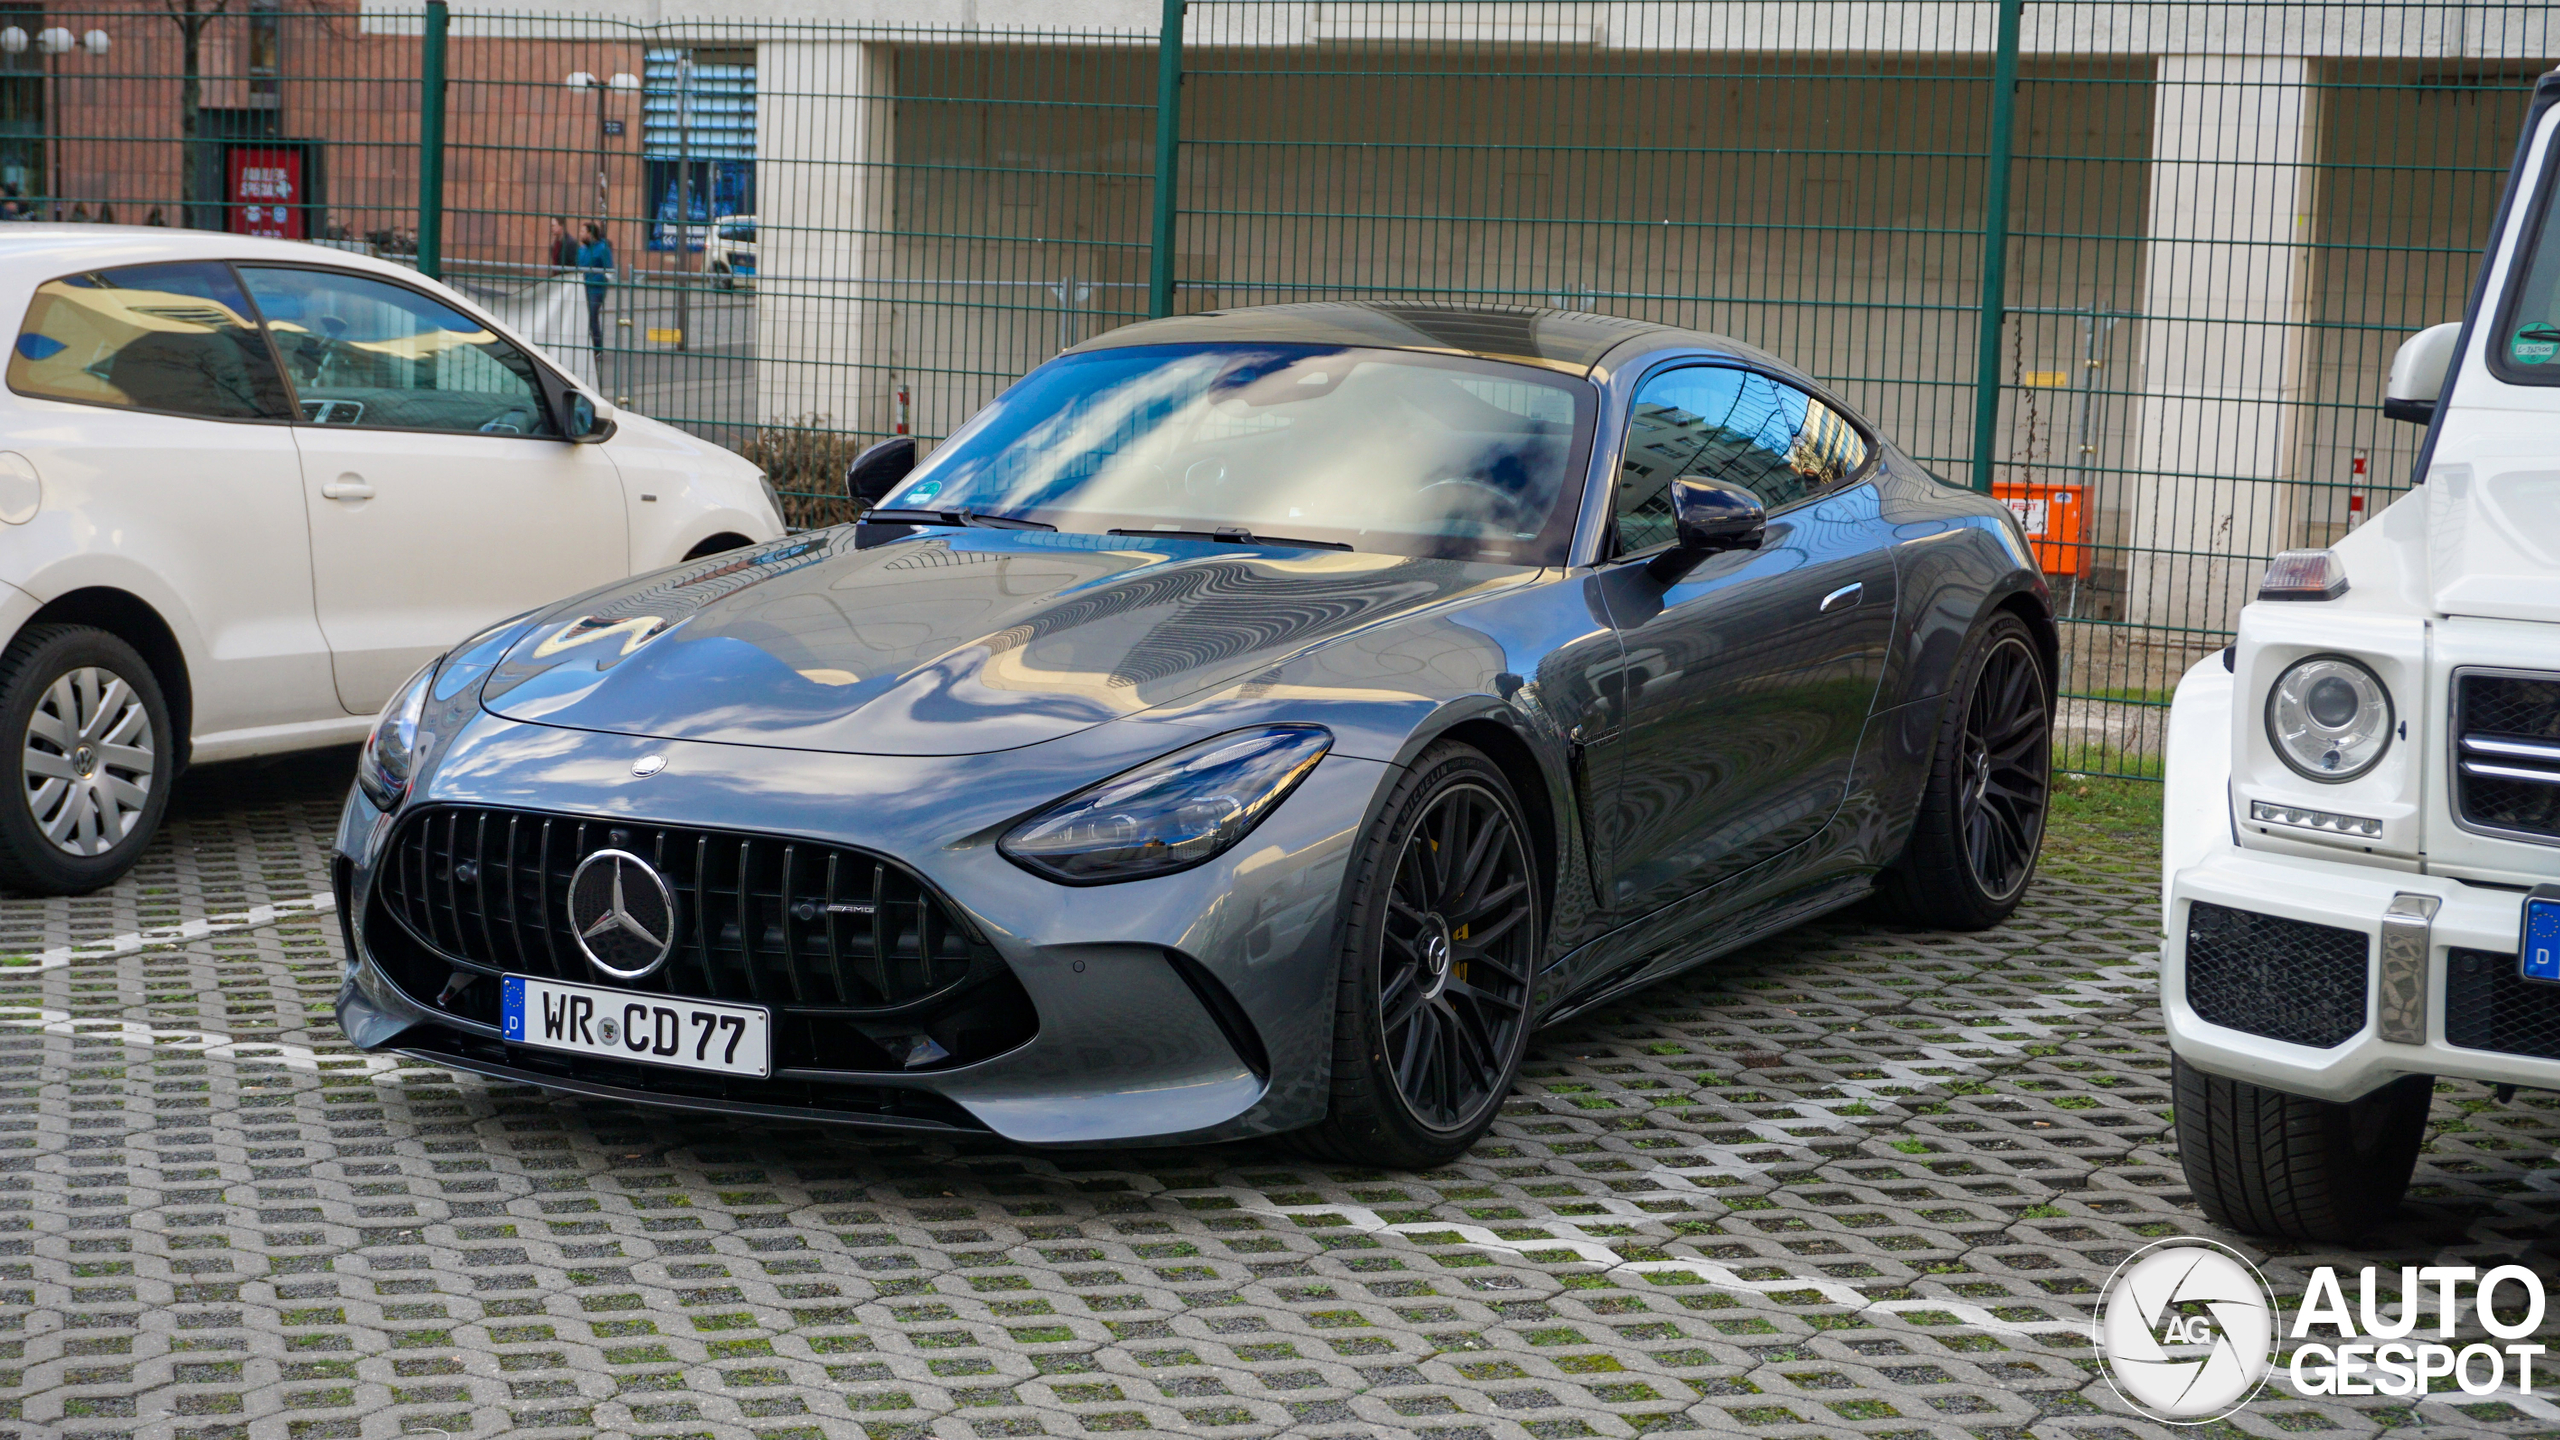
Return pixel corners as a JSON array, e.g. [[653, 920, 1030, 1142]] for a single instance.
[[1378, 780, 1538, 1130], [1873, 611, 2051, 930], [1295, 741, 1541, 1166], [1957, 632, 2050, 903]]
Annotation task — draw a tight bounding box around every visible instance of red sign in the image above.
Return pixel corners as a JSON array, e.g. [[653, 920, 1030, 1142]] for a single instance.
[[226, 148, 304, 239]]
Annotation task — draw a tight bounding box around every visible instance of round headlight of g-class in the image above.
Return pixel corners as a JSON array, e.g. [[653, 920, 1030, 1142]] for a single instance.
[[2265, 655, 2392, 782]]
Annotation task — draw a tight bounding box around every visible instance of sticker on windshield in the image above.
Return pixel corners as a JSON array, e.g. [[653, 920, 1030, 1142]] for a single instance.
[[903, 480, 942, 504], [2512, 323, 2560, 365]]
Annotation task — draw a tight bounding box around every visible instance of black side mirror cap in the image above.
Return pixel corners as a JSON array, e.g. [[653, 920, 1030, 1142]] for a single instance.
[[1646, 476, 1767, 584], [846, 436, 916, 504]]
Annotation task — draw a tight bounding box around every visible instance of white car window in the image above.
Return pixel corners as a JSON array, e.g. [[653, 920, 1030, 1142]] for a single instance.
[[6, 260, 294, 421], [237, 266, 556, 436]]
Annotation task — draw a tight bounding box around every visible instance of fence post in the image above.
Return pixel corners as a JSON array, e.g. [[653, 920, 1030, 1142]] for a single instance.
[[1969, 0, 2023, 494], [1147, 0, 1186, 319], [417, 0, 450, 280]]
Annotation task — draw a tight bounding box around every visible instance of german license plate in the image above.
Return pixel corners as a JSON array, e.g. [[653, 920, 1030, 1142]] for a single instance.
[[2521, 886, 2560, 985], [500, 975, 772, 1078]]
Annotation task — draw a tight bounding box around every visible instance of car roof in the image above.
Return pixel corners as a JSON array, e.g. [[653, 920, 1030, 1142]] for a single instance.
[[0, 224, 429, 286], [1066, 300, 1780, 378]]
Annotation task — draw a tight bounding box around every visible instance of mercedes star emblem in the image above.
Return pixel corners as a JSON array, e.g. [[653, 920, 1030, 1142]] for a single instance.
[[566, 848, 678, 980]]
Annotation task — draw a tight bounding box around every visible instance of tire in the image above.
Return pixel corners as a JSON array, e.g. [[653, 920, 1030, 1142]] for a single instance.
[[0, 625, 175, 895], [1872, 610, 2050, 929], [2172, 1055, 2431, 1242], [1293, 741, 1543, 1168]]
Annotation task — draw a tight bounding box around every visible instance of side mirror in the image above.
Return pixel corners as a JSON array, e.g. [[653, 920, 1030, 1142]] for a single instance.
[[559, 388, 614, 443], [1647, 476, 1767, 584], [2384, 321, 2461, 426], [846, 436, 916, 504]]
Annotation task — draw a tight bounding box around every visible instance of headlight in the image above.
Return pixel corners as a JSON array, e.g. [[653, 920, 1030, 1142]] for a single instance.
[[356, 660, 440, 811], [2265, 655, 2393, 782], [999, 726, 1331, 884]]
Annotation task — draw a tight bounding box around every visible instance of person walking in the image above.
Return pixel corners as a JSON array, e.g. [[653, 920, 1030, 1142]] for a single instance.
[[575, 222, 615, 356], [546, 217, 576, 273]]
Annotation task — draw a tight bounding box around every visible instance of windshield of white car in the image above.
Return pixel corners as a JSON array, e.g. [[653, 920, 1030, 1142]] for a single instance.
[[2494, 142, 2560, 383], [878, 343, 1597, 564]]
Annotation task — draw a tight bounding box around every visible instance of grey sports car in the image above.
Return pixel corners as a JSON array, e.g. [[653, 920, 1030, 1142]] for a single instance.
[[334, 303, 2055, 1165]]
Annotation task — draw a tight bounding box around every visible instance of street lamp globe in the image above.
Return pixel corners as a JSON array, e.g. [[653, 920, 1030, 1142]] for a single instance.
[[564, 70, 598, 89], [607, 72, 640, 91], [34, 26, 72, 55], [0, 28, 27, 55], [81, 30, 109, 56]]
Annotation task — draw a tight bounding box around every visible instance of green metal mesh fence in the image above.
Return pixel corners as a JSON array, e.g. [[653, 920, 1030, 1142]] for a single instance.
[[5, 1, 2551, 777]]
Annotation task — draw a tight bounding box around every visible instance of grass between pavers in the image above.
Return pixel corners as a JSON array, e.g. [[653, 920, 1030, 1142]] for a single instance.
[[2045, 770, 2165, 878]]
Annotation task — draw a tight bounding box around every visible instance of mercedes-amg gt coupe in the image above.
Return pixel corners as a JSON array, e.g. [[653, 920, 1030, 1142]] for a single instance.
[[334, 302, 2056, 1165]]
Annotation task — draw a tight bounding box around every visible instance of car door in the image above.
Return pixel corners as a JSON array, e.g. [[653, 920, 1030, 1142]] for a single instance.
[[1592, 362, 1900, 918], [235, 264, 628, 716], [2, 258, 330, 742]]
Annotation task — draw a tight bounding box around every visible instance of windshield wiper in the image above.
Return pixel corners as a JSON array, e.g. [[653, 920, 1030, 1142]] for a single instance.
[[862, 508, 1056, 532], [1107, 527, 1353, 552]]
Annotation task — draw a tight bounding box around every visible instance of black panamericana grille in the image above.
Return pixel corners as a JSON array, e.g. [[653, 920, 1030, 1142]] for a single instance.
[[2184, 901, 2369, 1048], [368, 806, 1036, 1076], [2446, 947, 2560, 1061], [2454, 671, 2560, 842]]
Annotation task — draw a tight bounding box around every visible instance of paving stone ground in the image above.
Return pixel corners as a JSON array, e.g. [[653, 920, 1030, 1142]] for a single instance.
[[1, 750, 2555, 1440]]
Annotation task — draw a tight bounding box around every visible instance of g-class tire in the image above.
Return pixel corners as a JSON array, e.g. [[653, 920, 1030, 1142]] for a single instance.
[[0, 624, 175, 895], [2173, 1055, 2433, 1242]]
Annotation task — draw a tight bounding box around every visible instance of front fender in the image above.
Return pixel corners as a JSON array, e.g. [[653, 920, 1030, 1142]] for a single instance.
[[2162, 648, 2237, 930]]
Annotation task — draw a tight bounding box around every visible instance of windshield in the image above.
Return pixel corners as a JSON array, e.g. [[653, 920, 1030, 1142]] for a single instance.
[[881, 343, 1597, 563], [2495, 119, 2560, 383]]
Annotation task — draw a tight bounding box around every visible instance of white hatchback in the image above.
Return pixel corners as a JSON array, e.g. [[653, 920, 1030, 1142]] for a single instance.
[[0, 225, 785, 893]]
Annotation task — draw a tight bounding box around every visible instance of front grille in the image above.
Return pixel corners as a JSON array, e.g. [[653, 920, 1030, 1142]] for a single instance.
[[2454, 671, 2560, 842], [368, 806, 1036, 1074], [2445, 947, 2560, 1060], [2184, 901, 2369, 1047]]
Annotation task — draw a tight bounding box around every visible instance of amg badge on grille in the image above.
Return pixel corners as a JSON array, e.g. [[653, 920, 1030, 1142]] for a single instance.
[[567, 849, 679, 981]]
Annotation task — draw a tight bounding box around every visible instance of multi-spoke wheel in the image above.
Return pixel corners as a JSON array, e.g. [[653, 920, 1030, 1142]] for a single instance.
[[1873, 611, 2052, 930], [1296, 741, 1541, 1167], [0, 626, 173, 895]]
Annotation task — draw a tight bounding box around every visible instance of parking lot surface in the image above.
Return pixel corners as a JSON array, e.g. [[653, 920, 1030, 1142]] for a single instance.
[[2, 753, 2555, 1440]]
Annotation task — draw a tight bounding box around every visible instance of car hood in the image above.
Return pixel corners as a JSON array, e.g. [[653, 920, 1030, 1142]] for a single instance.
[[480, 528, 1534, 755]]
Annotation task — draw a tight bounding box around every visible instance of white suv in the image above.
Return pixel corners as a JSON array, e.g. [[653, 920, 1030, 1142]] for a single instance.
[[0, 225, 784, 893], [2162, 69, 2560, 1240]]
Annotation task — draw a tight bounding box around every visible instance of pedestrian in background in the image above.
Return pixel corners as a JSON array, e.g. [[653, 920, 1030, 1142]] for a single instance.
[[576, 221, 615, 356], [547, 217, 576, 274]]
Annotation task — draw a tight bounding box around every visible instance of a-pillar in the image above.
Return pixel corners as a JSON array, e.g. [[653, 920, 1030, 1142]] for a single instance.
[[754, 39, 897, 438], [2124, 55, 2324, 652]]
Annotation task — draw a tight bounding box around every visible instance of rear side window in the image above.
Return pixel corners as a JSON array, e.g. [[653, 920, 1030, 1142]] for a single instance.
[[7, 261, 293, 420]]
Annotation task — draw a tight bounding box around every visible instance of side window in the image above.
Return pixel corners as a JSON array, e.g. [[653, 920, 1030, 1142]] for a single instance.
[[7, 260, 292, 420], [235, 266, 556, 436], [1615, 365, 1868, 552]]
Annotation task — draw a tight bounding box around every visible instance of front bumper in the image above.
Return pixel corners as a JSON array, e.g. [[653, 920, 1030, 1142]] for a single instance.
[[2167, 843, 2560, 1102], [334, 710, 1389, 1146]]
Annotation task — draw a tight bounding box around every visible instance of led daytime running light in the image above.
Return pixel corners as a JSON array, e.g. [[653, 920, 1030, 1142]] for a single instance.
[[2249, 800, 2382, 840]]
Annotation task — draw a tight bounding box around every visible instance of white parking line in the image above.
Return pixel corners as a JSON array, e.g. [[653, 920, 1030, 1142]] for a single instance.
[[0, 1004, 412, 1079], [1, 890, 335, 971]]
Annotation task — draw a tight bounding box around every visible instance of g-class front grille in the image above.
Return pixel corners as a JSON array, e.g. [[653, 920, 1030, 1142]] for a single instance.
[[2454, 670, 2560, 842]]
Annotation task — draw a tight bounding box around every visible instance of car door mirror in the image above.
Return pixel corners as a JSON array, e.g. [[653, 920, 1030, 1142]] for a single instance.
[[846, 436, 916, 504], [2384, 321, 2461, 426], [564, 391, 617, 442], [1646, 476, 1767, 584]]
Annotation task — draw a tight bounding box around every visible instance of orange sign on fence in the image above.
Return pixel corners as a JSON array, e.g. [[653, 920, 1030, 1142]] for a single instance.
[[1991, 481, 2089, 577]]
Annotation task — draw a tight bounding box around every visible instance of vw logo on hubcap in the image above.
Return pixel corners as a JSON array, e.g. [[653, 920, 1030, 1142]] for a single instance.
[[566, 848, 678, 980]]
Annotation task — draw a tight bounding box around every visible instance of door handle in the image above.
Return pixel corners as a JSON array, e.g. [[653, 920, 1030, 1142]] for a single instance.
[[321, 476, 375, 501], [1819, 582, 1864, 614]]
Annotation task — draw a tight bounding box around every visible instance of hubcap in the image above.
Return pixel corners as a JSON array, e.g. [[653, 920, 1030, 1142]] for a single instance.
[[1378, 782, 1538, 1132], [23, 666, 155, 858], [1958, 637, 2050, 901]]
